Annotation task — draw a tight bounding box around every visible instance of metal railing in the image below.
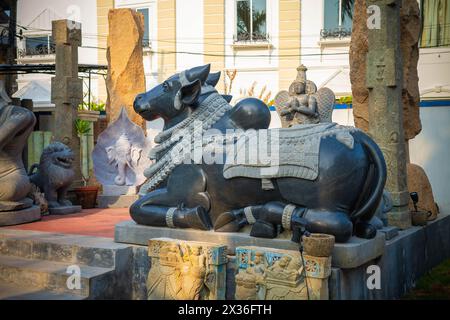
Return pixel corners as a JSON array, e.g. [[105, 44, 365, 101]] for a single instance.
[[320, 27, 352, 40]]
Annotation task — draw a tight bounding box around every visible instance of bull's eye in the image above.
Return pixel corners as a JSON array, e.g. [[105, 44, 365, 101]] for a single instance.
[[162, 81, 170, 92]]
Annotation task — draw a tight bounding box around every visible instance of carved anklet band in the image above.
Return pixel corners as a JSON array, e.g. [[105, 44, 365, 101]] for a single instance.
[[166, 207, 177, 228], [244, 206, 256, 224], [282, 204, 296, 230]]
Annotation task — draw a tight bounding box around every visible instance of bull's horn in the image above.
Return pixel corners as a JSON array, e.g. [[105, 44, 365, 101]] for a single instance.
[[186, 64, 211, 84], [206, 71, 221, 87]]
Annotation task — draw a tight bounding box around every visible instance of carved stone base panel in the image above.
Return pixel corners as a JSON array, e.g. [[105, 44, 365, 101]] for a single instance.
[[115, 220, 386, 269], [235, 246, 331, 300], [147, 238, 227, 300]]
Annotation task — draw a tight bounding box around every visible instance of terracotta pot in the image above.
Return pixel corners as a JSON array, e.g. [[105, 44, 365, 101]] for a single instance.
[[73, 186, 99, 209], [302, 233, 335, 257], [411, 211, 429, 226]]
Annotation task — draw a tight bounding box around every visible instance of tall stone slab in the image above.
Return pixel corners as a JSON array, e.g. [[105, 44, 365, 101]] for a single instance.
[[106, 9, 146, 129], [366, 0, 410, 228], [50, 20, 83, 184]]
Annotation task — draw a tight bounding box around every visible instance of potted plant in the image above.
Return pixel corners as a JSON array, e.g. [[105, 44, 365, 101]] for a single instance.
[[72, 119, 99, 209], [77, 93, 104, 122]]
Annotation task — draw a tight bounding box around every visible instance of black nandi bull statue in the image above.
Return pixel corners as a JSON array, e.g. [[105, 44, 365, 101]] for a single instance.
[[131, 64, 387, 243]]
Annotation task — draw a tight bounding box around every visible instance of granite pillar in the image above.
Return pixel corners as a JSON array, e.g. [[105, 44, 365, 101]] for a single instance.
[[50, 20, 83, 185], [366, 0, 411, 229]]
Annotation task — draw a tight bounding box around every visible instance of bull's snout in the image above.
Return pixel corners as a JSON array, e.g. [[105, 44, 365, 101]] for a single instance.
[[133, 93, 148, 115]]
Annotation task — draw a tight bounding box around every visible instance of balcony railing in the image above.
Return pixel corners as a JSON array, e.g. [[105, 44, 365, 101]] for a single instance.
[[234, 32, 270, 43], [320, 27, 352, 40], [18, 44, 56, 58]]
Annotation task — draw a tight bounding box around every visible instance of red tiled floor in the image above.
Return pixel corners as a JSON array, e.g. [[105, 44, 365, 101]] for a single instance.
[[2, 208, 131, 238]]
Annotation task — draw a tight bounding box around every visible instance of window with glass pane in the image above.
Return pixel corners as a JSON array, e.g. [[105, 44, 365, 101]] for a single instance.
[[49, 36, 55, 54], [137, 8, 150, 47], [421, 0, 450, 48], [25, 36, 50, 55], [236, 0, 267, 42], [323, 0, 353, 38]]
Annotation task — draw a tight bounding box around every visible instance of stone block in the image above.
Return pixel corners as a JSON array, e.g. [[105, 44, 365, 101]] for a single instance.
[[31, 242, 73, 263], [51, 77, 83, 105], [52, 20, 82, 46], [75, 246, 115, 269], [0, 206, 41, 227], [378, 226, 399, 240], [331, 232, 385, 269], [387, 210, 412, 229], [147, 237, 227, 300], [115, 220, 385, 269]]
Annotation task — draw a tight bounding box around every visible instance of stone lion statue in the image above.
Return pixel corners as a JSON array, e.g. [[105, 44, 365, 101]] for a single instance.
[[29, 142, 76, 209]]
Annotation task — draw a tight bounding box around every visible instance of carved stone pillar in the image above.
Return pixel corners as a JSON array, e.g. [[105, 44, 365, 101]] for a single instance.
[[51, 20, 83, 184], [366, 0, 411, 228]]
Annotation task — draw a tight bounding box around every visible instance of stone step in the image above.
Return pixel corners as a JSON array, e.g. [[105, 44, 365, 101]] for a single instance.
[[0, 254, 114, 298], [0, 229, 131, 268], [0, 281, 86, 300]]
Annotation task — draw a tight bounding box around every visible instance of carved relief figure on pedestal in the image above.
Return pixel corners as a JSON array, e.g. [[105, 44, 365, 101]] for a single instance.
[[147, 244, 183, 300], [264, 254, 308, 300], [274, 65, 335, 127], [235, 247, 331, 300], [235, 251, 266, 300], [131, 64, 387, 243], [146, 240, 225, 300], [179, 245, 208, 300]]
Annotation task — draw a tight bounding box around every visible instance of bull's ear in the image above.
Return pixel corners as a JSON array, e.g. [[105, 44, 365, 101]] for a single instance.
[[186, 64, 210, 83], [206, 72, 221, 87], [222, 94, 232, 103], [181, 79, 202, 105]]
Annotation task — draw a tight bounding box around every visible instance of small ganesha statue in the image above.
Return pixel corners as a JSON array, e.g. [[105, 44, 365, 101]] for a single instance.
[[105, 133, 142, 185]]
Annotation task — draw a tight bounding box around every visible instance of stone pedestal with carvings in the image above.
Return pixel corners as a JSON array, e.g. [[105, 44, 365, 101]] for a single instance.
[[234, 246, 331, 300], [147, 238, 227, 300]]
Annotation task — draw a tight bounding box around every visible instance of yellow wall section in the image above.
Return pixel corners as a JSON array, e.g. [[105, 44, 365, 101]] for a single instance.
[[157, 0, 177, 82], [278, 0, 301, 90], [204, 0, 225, 91], [97, 0, 114, 102]]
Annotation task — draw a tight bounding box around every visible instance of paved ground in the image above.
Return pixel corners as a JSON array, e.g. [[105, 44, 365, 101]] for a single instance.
[[1, 208, 130, 238]]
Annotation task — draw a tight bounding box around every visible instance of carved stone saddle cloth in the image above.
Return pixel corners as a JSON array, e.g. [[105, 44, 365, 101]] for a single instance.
[[223, 123, 356, 184]]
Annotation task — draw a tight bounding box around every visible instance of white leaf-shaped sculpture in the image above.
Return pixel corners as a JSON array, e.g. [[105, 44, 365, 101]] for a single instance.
[[93, 107, 152, 186]]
